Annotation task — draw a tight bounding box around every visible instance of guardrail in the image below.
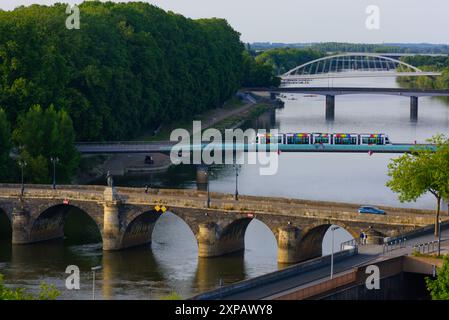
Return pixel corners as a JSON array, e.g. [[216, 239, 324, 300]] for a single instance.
[[383, 220, 449, 248], [412, 238, 449, 254], [190, 248, 358, 300], [383, 237, 407, 253], [340, 239, 358, 251]]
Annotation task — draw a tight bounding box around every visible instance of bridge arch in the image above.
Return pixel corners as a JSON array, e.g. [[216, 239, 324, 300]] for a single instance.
[[121, 208, 199, 252], [282, 53, 422, 77], [0, 206, 11, 240], [121, 209, 162, 249], [30, 203, 103, 244], [297, 223, 358, 261]]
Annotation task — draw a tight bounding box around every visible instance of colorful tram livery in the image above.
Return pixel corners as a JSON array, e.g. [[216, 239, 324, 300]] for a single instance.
[[255, 133, 391, 145]]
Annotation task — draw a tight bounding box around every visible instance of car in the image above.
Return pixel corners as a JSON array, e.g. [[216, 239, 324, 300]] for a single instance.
[[358, 206, 386, 215]]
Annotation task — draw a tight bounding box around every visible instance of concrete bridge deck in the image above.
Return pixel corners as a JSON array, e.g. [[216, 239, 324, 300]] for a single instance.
[[262, 87, 449, 97], [0, 184, 443, 264], [248, 86, 449, 121], [75, 142, 435, 154]]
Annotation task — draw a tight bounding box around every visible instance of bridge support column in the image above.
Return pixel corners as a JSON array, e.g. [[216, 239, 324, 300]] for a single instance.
[[103, 202, 122, 250], [197, 222, 244, 258], [103, 187, 123, 250], [325, 95, 335, 121], [410, 96, 418, 122], [11, 205, 31, 244], [277, 226, 301, 264]]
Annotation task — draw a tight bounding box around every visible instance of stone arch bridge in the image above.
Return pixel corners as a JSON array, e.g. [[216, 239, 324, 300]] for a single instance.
[[0, 184, 438, 264]]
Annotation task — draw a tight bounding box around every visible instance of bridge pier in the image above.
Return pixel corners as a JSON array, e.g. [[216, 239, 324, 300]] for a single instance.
[[196, 222, 245, 258], [11, 205, 31, 244], [325, 95, 335, 121], [103, 202, 122, 250], [410, 96, 418, 122], [277, 226, 302, 264]]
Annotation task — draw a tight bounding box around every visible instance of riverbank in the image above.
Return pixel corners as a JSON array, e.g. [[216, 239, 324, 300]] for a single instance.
[[74, 92, 280, 184]]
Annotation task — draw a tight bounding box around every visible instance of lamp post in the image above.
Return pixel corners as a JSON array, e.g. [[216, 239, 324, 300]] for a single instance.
[[50, 156, 59, 190], [233, 164, 241, 201], [205, 170, 213, 208], [18, 159, 27, 197], [330, 226, 340, 279], [91, 265, 102, 300]]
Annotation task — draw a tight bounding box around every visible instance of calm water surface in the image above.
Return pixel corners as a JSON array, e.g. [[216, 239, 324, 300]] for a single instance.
[[1, 77, 448, 299]]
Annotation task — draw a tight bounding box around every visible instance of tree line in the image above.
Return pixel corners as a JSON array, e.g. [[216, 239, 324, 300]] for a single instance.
[[251, 42, 449, 54], [0, 2, 278, 183], [398, 55, 449, 90]]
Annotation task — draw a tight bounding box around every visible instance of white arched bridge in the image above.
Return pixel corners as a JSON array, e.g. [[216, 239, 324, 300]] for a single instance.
[[280, 53, 442, 85]]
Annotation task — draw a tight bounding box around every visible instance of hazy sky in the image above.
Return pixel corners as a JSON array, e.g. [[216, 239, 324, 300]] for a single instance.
[[1, 0, 448, 44]]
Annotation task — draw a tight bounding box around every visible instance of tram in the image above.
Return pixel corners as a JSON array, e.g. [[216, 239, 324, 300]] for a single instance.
[[255, 133, 391, 145]]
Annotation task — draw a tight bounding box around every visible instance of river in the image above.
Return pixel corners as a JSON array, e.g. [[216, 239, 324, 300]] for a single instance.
[[1, 77, 448, 299]]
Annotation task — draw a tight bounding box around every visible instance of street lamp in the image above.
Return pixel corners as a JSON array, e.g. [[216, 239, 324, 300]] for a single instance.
[[91, 265, 102, 300], [18, 159, 27, 197], [50, 157, 59, 190], [233, 164, 241, 201], [330, 226, 340, 279], [205, 170, 213, 208]]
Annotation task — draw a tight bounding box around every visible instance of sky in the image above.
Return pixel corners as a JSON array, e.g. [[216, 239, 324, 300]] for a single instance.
[[1, 0, 449, 44]]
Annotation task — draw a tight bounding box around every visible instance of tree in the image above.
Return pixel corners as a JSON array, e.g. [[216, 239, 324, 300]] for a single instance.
[[12, 104, 79, 183], [386, 135, 449, 236], [241, 51, 280, 87], [0, 3, 247, 141], [0, 274, 60, 300], [426, 255, 449, 300], [0, 108, 12, 181]]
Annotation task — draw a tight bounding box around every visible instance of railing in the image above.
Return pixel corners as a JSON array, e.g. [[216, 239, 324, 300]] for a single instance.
[[340, 239, 358, 251], [383, 237, 407, 253], [412, 240, 440, 254], [412, 239, 449, 255]]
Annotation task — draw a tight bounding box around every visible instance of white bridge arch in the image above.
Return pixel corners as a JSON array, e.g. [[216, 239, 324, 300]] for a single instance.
[[281, 53, 441, 86]]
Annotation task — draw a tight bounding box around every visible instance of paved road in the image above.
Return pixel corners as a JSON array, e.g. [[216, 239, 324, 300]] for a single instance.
[[212, 228, 449, 300]]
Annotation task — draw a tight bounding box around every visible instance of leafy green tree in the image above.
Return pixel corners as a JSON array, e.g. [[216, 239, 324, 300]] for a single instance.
[[0, 274, 60, 300], [255, 48, 324, 75], [0, 3, 247, 141], [13, 105, 79, 183], [387, 135, 449, 236], [0, 108, 12, 181], [426, 255, 449, 300], [241, 51, 280, 87]]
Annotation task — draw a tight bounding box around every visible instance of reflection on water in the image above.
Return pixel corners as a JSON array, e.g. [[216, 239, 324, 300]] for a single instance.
[[1, 77, 449, 299], [0, 213, 278, 299]]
